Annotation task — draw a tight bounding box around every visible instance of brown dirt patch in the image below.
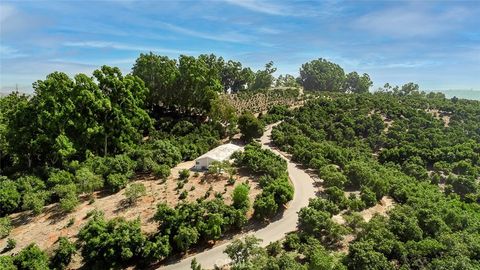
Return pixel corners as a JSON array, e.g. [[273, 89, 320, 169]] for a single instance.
[[0, 160, 260, 258]]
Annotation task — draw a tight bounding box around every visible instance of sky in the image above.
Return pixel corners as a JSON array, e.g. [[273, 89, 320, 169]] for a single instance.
[[1, 0, 480, 93]]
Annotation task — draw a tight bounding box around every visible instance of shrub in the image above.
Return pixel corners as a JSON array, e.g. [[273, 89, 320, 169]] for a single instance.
[[22, 191, 48, 215], [124, 183, 147, 205], [0, 179, 21, 216], [179, 190, 188, 200], [179, 169, 190, 180], [78, 215, 146, 268], [13, 243, 49, 270], [360, 186, 377, 207], [50, 237, 76, 270], [254, 193, 278, 219], [0, 255, 16, 270], [0, 217, 12, 239], [5, 238, 16, 251], [153, 164, 171, 179], [232, 184, 250, 210], [105, 173, 129, 193]]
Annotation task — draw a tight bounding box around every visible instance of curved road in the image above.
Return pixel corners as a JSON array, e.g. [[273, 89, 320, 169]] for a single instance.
[[160, 122, 316, 269]]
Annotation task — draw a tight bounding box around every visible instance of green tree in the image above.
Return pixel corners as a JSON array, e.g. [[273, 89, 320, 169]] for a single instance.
[[132, 52, 179, 110], [13, 243, 50, 270], [251, 61, 277, 90], [0, 179, 20, 215], [224, 235, 265, 269], [124, 183, 147, 205], [254, 193, 278, 219], [50, 237, 76, 270], [0, 255, 16, 270], [232, 183, 250, 210], [75, 167, 103, 195], [275, 74, 300, 87], [0, 217, 12, 238], [173, 226, 199, 252], [78, 214, 146, 268], [204, 213, 223, 242], [300, 58, 345, 92], [238, 112, 264, 142], [344, 72, 372, 93], [94, 65, 153, 156]]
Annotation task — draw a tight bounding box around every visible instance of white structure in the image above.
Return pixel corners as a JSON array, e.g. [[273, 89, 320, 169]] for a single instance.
[[194, 143, 242, 170]]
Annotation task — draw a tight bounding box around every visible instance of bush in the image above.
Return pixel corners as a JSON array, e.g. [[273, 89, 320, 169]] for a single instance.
[[232, 184, 250, 210], [22, 191, 48, 215], [360, 186, 377, 207], [153, 164, 171, 179], [0, 217, 12, 239], [253, 193, 278, 219], [0, 255, 16, 270], [13, 243, 49, 270], [106, 173, 129, 192], [124, 183, 147, 205], [179, 190, 188, 200], [179, 169, 190, 180], [0, 179, 21, 216], [78, 215, 146, 268], [50, 237, 76, 270], [5, 238, 16, 251]]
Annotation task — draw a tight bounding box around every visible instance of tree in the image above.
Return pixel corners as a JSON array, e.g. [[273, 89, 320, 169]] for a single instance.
[[153, 164, 171, 179], [105, 173, 129, 193], [124, 183, 147, 205], [275, 74, 299, 87], [173, 226, 199, 252], [50, 237, 76, 270], [344, 72, 372, 93], [346, 241, 393, 270], [232, 183, 250, 210], [209, 96, 238, 137], [0, 179, 20, 215], [94, 65, 153, 156], [224, 235, 265, 269], [204, 213, 223, 242], [251, 61, 277, 90], [191, 258, 204, 270], [0, 217, 12, 238], [254, 193, 278, 219], [299, 58, 345, 91], [132, 52, 179, 109], [78, 215, 146, 268], [75, 167, 103, 195], [0, 255, 16, 270], [238, 112, 264, 142], [13, 243, 50, 270]]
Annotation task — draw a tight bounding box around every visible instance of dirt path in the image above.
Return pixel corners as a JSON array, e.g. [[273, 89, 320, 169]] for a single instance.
[[159, 122, 317, 270]]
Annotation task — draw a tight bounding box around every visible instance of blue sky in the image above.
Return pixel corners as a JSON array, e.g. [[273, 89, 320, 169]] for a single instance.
[[1, 0, 479, 92]]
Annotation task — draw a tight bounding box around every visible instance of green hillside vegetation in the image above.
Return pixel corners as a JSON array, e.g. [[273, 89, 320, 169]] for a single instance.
[[1, 53, 479, 269], [223, 91, 480, 269]]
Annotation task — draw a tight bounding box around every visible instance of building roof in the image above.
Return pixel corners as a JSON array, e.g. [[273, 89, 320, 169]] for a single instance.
[[196, 143, 243, 162]]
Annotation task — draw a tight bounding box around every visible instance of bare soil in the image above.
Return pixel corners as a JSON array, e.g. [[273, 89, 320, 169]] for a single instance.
[[0, 160, 260, 258]]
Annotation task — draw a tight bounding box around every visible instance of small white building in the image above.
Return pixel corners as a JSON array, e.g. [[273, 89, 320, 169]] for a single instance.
[[194, 143, 242, 170]]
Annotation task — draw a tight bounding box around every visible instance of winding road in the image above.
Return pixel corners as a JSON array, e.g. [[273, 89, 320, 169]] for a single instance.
[[160, 122, 317, 269]]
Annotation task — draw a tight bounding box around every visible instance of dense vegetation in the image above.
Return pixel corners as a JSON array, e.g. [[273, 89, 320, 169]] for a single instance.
[[2, 51, 478, 270], [221, 90, 480, 269]]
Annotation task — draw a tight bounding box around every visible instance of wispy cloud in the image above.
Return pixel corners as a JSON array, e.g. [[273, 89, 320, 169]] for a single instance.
[[0, 45, 27, 59], [354, 6, 471, 38], [157, 22, 253, 43], [223, 0, 293, 16], [63, 41, 195, 54]]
